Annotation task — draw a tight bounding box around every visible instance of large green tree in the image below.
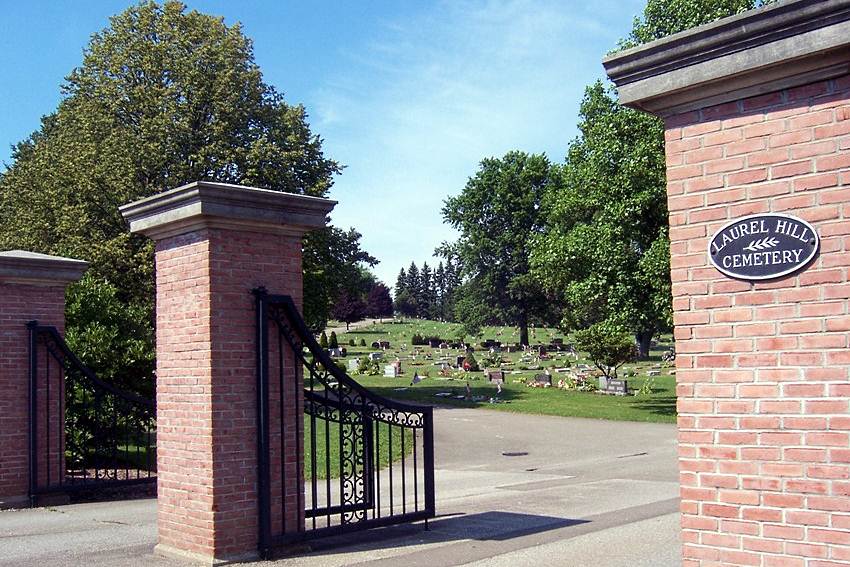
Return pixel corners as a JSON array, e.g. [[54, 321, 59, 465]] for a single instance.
[[0, 1, 371, 390], [532, 0, 772, 357], [531, 82, 669, 357], [443, 151, 553, 345]]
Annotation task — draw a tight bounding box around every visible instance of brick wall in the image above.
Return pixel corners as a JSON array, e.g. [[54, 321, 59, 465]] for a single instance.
[[154, 227, 303, 560], [666, 75, 850, 566], [0, 283, 67, 505]]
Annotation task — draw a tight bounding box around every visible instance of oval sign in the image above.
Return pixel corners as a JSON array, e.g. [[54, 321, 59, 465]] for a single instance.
[[708, 213, 819, 281]]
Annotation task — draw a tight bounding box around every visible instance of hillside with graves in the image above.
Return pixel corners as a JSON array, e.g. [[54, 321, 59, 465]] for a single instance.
[[323, 318, 677, 423]]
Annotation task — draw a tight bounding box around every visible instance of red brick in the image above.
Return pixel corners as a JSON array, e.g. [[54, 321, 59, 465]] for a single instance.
[[793, 172, 840, 191], [770, 160, 812, 179]]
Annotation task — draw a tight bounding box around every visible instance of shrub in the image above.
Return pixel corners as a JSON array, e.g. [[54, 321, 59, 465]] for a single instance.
[[348, 338, 355, 346], [359, 338, 366, 347], [319, 331, 329, 349], [481, 351, 502, 368], [463, 353, 480, 372], [574, 322, 636, 379], [329, 331, 339, 349], [358, 358, 381, 375], [411, 333, 425, 345]]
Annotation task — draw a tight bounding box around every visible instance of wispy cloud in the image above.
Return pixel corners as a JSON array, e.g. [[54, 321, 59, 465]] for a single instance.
[[314, 0, 643, 288]]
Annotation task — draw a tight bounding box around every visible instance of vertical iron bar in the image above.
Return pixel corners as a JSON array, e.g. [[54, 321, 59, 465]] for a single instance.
[[45, 347, 50, 488], [310, 388, 317, 531], [27, 322, 38, 504], [294, 344, 303, 531], [388, 423, 394, 516], [401, 424, 406, 515], [253, 290, 271, 559], [413, 428, 419, 512], [338, 406, 344, 526], [59, 361, 65, 487], [124, 405, 130, 482], [111, 403, 118, 481], [135, 417, 141, 480], [324, 378, 331, 528], [423, 407, 436, 517], [146, 427, 152, 479], [375, 417, 381, 519], [279, 331, 287, 536]]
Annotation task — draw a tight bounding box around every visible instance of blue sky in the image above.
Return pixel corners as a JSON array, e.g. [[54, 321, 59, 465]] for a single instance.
[[0, 0, 644, 287]]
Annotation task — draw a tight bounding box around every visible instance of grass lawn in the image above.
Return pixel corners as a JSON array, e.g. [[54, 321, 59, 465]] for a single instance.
[[304, 415, 413, 480], [333, 319, 677, 424]]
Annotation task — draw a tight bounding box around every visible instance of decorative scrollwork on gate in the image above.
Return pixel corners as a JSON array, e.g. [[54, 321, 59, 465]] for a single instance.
[[254, 289, 435, 553]]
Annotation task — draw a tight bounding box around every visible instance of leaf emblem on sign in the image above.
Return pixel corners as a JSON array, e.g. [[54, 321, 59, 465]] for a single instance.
[[743, 237, 779, 252]]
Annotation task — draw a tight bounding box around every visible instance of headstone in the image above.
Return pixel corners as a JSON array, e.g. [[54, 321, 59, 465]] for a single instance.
[[439, 342, 449, 349], [605, 379, 629, 396], [552, 338, 564, 344], [456, 355, 466, 368], [384, 365, 398, 378], [647, 370, 661, 377], [598, 376, 608, 391], [380, 340, 391, 349], [534, 373, 552, 386], [369, 352, 383, 361], [487, 370, 505, 384], [347, 359, 360, 372], [428, 338, 441, 348], [371, 341, 380, 349], [328, 347, 343, 357]]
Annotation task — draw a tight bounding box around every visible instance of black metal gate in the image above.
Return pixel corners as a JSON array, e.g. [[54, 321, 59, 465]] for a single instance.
[[254, 290, 435, 555], [28, 322, 156, 501]]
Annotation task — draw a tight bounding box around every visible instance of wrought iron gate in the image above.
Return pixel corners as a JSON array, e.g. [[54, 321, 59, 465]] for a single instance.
[[28, 322, 156, 500], [254, 290, 435, 555]]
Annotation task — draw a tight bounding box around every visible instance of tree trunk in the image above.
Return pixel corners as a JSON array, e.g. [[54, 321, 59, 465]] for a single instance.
[[636, 330, 653, 359], [346, 321, 350, 330], [519, 312, 529, 346]]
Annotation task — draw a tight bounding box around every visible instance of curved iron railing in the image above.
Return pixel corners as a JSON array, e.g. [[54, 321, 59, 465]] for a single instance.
[[254, 290, 435, 554], [28, 322, 156, 499]]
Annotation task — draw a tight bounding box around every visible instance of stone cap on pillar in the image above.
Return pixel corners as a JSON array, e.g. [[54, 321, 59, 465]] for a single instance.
[[603, 0, 850, 116], [119, 181, 337, 240], [0, 250, 89, 286]]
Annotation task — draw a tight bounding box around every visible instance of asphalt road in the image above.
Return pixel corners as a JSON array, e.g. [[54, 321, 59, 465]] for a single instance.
[[0, 408, 680, 567]]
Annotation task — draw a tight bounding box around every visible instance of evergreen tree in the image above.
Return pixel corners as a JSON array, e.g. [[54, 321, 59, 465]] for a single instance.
[[405, 262, 421, 316], [434, 262, 446, 319], [420, 262, 435, 319], [395, 267, 407, 298]]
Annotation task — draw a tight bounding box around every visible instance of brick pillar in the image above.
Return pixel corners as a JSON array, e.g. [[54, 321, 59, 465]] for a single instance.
[[121, 181, 335, 563], [605, 2, 850, 565], [0, 250, 88, 508]]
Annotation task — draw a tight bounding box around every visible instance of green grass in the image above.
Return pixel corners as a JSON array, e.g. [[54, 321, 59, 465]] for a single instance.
[[304, 416, 413, 480], [334, 319, 677, 424]]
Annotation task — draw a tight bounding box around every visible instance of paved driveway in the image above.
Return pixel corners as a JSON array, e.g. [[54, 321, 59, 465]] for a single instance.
[[0, 408, 680, 567]]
